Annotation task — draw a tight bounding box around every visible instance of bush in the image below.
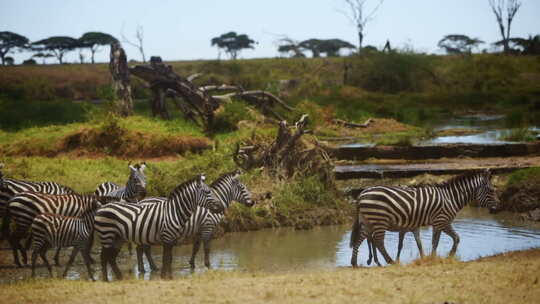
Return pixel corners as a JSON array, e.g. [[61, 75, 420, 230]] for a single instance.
[[212, 101, 254, 132], [347, 51, 435, 93]]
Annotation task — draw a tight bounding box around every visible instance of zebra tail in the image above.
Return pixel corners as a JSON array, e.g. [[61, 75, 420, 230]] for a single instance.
[[349, 205, 362, 248], [0, 206, 11, 241]]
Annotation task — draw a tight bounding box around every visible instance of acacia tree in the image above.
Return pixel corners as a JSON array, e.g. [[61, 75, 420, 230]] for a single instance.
[[32, 36, 78, 64], [438, 34, 484, 54], [488, 0, 522, 54], [299, 39, 355, 57], [79, 32, 118, 64], [32, 52, 55, 64], [0, 31, 29, 65], [211, 32, 256, 60], [277, 37, 305, 58], [339, 0, 384, 53]]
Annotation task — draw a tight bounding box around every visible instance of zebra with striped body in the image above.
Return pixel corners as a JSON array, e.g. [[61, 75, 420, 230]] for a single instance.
[[94, 163, 147, 203], [0, 170, 75, 237], [30, 200, 102, 280], [351, 170, 501, 265], [94, 174, 222, 281], [135, 170, 255, 272], [350, 219, 423, 267], [5, 192, 120, 267]]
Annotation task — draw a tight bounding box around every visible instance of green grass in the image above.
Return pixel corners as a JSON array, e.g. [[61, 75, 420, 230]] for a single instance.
[[506, 167, 540, 187]]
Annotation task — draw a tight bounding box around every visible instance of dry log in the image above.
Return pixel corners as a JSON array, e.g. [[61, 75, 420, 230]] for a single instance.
[[130, 60, 293, 130], [109, 43, 133, 116], [233, 114, 334, 183], [332, 118, 373, 128]]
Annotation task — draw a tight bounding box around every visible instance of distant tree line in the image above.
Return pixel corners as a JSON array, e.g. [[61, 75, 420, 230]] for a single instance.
[[0, 31, 117, 65]]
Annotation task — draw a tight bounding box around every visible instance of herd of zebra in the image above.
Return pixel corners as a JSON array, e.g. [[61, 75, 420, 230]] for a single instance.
[[0, 162, 503, 282], [0, 163, 253, 281]]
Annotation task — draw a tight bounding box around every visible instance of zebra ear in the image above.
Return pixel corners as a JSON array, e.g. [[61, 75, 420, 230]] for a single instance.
[[233, 169, 242, 179], [140, 162, 147, 172], [484, 168, 492, 179], [199, 174, 206, 185]]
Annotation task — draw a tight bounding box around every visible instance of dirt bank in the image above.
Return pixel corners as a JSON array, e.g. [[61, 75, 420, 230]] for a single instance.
[[1, 249, 539, 304]]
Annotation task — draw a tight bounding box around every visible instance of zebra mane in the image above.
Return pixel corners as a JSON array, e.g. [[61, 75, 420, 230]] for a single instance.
[[168, 175, 205, 199], [407, 171, 488, 189], [210, 170, 241, 187]]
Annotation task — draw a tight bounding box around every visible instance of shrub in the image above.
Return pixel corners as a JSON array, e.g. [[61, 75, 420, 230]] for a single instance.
[[212, 101, 254, 132]]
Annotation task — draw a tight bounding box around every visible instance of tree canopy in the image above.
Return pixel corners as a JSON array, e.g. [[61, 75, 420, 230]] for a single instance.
[[211, 32, 256, 60], [438, 34, 484, 55], [32, 36, 79, 64], [494, 34, 540, 55], [0, 31, 29, 65], [79, 32, 118, 64], [298, 39, 355, 57]]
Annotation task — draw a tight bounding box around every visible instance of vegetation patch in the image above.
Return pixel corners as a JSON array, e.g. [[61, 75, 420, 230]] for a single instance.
[[500, 167, 540, 212]]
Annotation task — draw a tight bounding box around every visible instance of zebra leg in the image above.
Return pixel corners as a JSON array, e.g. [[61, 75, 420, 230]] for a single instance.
[[62, 246, 79, 278], [413, 229, 425, 258], [81, 245, 95, 281], [39, 246, 53, 277], [109, 247, 123, 280], [100, 247, 110, 282], [87, 233, 96, 264], [189, 236, 201, 270], [54, 247, 62, 267], [127, 242, 133, 255], [31, 249, 39, 278], [372, 230, 394, 265], [370, 237, 382, 266], [350, 235, 365, 267], [396, 231, 406, 262], [143, 245, 158, 271], [8, 229, 24, 267], [443, 225, 460, 256], [431, 228, 443, 257], [203, 237, 212, 269], [136, 245, 145, 273], [161, 244, 173, 280]]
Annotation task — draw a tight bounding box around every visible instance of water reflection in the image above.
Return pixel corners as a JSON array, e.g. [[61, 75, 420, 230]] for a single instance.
[[4, 207, 540, 282]]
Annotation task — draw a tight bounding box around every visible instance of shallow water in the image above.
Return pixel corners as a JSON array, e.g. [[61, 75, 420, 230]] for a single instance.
[[2, 207, 540, 282]]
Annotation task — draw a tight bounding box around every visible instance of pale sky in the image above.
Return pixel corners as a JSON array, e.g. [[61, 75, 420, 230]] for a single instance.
[[2, 0, 539, 64]]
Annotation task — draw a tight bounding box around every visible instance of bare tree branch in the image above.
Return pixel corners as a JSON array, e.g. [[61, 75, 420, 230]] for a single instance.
[[488, 0, 522, 54], [121, 24, 146, 62], [339, 0, 384, 53]]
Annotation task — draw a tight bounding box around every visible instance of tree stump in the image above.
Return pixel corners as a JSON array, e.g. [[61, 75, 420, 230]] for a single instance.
[[109, 43, 133, 116]]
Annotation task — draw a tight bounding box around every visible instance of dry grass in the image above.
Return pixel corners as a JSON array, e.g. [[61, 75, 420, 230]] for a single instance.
[[1, 249, 539, 304]]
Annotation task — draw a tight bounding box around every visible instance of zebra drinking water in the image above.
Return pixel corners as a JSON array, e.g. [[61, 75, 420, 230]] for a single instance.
[[5, 192, 121, 267], [351, 170, 501, 265], [94, 162, 147, 203], [134, 169, 255, 272], [29, 199, 103, 280], [94, 174, 222, 281]]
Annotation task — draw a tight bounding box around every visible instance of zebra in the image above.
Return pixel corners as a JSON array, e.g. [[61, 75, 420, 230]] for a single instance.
[[30, 199, 102, 280], [134, 169, 255, 273], [94, 162, 147, 203], [349, 218, 423, 267], [94, 174, 223, 281], [351, 170, 501, 265], [5, 192, 120, 267], [0, 170, 75, 236]]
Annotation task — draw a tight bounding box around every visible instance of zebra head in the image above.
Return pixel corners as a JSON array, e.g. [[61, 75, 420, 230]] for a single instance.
[[195, 174, 224, 214], [229, 169, 254, 207], [475, 169, 501, 213], [128, 162, 147, 201]]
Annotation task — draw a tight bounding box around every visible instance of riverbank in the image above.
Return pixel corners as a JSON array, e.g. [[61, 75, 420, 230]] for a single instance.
[[1, 248, 538, 304]]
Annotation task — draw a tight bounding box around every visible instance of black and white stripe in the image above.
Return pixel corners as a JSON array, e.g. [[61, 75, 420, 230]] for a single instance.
[[94, 174, 222, 281], [94, 163, 147, 203], [30, 200, 102, 280], [135, 169, 255, 272], [350, 170, 501, 265], [5, 192, 119, 267], [0, 173, 75, 219]]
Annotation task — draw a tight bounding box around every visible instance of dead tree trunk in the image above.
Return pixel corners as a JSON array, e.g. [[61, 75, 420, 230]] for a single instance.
[[129, 59, 293, 131], [233, 114, 333, 183], [109, 43, 134, 116]]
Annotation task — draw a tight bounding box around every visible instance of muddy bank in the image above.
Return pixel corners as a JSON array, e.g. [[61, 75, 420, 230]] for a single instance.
[[1, 249, 539, 304], [332, 142, 540, 160]]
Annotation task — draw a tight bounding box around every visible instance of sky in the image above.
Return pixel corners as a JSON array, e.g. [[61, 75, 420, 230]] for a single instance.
[[2, 0, 540, 64]]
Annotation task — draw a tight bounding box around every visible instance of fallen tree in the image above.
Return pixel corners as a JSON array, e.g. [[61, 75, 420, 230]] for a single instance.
[[233, 114, 334, 184], [129, 57, 293, 131]]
